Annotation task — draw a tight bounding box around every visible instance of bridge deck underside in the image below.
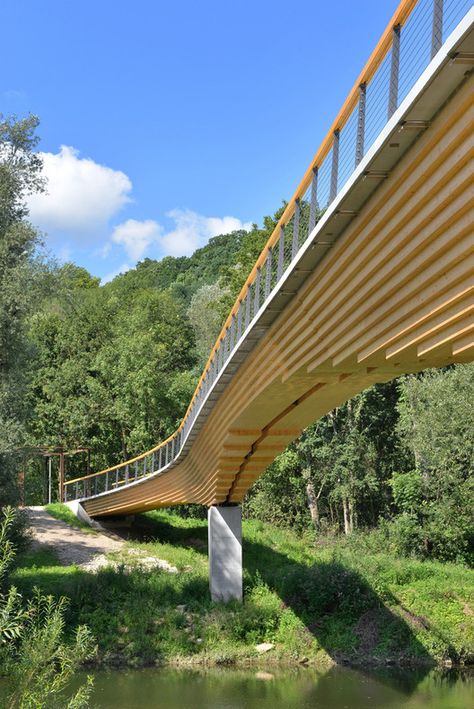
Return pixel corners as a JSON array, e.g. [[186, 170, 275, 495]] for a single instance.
[[84, 72, 473, 518]]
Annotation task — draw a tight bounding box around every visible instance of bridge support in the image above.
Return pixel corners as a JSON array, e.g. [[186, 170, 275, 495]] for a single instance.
[[208, 505, 242, 602]]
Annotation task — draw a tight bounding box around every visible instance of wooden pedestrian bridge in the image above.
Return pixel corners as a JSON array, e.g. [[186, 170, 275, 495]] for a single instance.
[[65, 0, 474, 600]]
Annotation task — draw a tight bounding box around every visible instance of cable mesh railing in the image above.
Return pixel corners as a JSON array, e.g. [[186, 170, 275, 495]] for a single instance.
[[64, 0, 473, 502]]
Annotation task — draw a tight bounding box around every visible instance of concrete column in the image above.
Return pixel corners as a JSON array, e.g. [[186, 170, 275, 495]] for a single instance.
[[208, 505, 242, 602]]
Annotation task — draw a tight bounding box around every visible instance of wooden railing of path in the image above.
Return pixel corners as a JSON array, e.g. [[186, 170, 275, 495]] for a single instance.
[[64, 0, 474, 515]]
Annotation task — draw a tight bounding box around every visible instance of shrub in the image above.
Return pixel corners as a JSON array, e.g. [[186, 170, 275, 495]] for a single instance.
[[0, 508, 95, 708]]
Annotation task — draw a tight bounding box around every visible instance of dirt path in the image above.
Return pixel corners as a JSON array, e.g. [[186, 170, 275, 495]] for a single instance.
[[26, 506, 123, 566], [25, 506, 178, 573]]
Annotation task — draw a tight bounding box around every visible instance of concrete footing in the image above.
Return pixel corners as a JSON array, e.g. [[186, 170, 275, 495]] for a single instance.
[[208, 505, 242, 602], [65, 500, 106, 532]]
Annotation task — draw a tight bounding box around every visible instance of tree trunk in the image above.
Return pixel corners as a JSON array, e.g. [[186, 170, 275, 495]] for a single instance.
[[306, 478, 320, 530], [349, 498, 354, 533], [343, 497, 352, 535]]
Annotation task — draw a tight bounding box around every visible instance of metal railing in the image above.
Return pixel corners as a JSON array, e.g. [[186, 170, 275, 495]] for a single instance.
[[64, 0, 473, 502]]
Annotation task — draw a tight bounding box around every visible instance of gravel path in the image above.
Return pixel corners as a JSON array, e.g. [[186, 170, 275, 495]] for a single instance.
[[26, 506, 124, 566], [25, 506, 178, 573]]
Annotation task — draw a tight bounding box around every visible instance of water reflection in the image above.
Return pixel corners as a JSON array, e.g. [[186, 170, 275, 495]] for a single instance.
[[80, 666, 474, 709]]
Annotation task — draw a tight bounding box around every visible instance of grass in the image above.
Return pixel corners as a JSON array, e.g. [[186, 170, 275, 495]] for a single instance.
[[45, 503, 98, 534], [12, 509, 474, 669]]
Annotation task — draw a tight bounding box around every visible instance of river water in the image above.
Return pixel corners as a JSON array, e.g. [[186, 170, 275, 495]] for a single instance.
[[79, 666, 473, 708]]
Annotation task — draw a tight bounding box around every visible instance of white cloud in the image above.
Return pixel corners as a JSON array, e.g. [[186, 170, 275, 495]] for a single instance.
[[111, 218, 161, 261], [27, 146, 132, 233], [158, 209, 252, 257], [108, 210, 251, 264], [101, 263, 132, 285]]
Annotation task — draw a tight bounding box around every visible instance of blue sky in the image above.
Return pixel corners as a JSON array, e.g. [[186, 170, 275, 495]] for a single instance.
[[2, 0, 399, 281]]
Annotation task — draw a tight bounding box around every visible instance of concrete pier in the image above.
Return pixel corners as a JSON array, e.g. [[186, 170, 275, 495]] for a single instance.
[[208, 505, 242, 602]]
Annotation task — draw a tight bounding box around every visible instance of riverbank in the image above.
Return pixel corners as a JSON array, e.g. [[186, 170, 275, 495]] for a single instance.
[[12, 508, 474, 669]]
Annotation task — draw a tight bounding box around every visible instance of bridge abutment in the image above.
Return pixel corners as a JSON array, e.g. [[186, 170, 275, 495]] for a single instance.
[[208, 505, 242, 602]]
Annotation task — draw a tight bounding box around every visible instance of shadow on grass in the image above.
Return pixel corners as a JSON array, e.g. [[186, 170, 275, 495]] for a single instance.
[[122, 513, 439, 675], [13, 511, 441, 686]]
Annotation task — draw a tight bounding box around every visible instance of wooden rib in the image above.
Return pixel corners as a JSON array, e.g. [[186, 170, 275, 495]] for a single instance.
[[452, 331, 474, 355]]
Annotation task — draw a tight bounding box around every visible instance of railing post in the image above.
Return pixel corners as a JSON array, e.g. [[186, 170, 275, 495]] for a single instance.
[[292, 199, 300, 259], [265, 248, 272, 298], [237, 300, 243, 340], [218, 338, 224, 371], [254, 267, 261, 314], [355, 83, 366, 167], [105, 471, 109, 491], [230, 313, 236, 351], [277, 225, 285, 280], [431, 0, 443, 59], [388, 25, 401, 119], [329, 130, 340, 203], [225, 328, 230, 360], [58, 452, 65, 503], [308, 168, 319, 235], [245, 288, 251, 329]]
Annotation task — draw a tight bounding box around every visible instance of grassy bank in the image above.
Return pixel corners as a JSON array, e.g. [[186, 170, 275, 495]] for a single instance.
[[45, 502, 99, 533], [12, 508, 474, 669]]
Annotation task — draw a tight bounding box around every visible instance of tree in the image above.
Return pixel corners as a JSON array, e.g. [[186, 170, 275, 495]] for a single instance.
[[187, 283, 228, 367], [395, 365, 474, 562], [0, 115, 44, 504], [28, 278, 198, 478]]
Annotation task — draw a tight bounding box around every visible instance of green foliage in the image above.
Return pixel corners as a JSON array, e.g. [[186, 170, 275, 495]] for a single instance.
[[187, 283, 228, 367], [0, 509, 28, 642], [27, 280, 197, 475], [0, 508, 95, 708], [246, 381, 407, 536], [390, 471, 423, 513], [0, 115, 44, 504], [244, 449, 310, 533], [219, 207, 285, 307], [246, 368, 474, 565], [3, 593, 95, 709], [111, 230, 246, 301], [395, 366, 474, 563]]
